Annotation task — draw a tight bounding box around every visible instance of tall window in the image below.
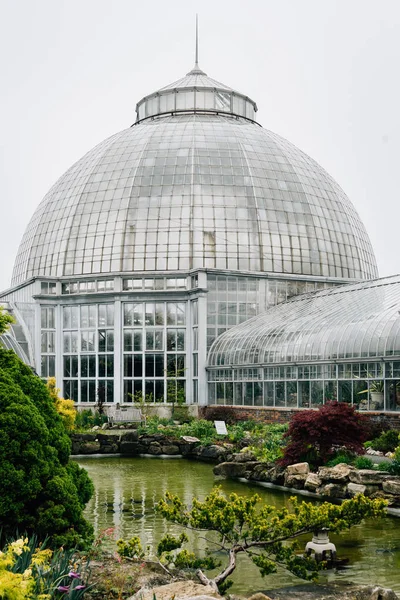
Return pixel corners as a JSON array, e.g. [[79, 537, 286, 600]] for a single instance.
[[123, 301, 186, 403], [63, 304, 114, 403], [41, 306, 55, 378]]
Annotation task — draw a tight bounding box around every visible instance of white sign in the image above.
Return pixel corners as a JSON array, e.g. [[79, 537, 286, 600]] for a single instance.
[[214, 420, 228, 435]]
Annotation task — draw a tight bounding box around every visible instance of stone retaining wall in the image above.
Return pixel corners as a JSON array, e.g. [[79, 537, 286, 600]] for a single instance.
[[70, 432, 229, 462], [213, 456, 400, 507], [71, 433, 400, 507]]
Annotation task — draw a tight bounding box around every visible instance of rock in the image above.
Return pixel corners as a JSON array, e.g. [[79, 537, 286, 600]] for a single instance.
[[347, 482, 367, 497], [161, 444, 180, 455], [284, 473, 307, 490], [181, 436, 201, 443], [148, 442, 162, 455], [262, 582, 399, 600], [349, 470, 391, 485], [101, 422, 109, 429], [268, 465, 285, 486], [304, 473, 322, 492], [244, 462, 263, 478], [232, 451, 257, 463], [71, 433, 97, 441], [285, 462, 310, 476], [247, 594, 273, 600], [78, 441, 101, 454], [317, 483, 347, 498], [199, 445, 227, 462], [383, 479, 400, 495], [318, 463, 355, 482], [128, 581, 222, 600], [248, 464, 275, 482], [354, 586, 399, 600], [91, 425, 100, 431], [99, 443, 119, 454], [213, 462, 247, 478], [121, 430, 139, 442], [120, 441, 140, 455]]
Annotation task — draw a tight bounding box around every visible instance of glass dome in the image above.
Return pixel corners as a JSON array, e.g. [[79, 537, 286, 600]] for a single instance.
[[12, 63, 378, 285], [207, 275, 400, 367]]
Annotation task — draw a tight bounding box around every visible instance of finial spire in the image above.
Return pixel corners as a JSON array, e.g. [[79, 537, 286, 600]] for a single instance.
[[195, 14, 199, 68], [186, 15, 207, 76]]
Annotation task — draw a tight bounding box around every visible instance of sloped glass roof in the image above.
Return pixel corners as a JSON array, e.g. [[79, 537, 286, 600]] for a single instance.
[[0, 332, 31, 365], [207, 275, 400, 367]]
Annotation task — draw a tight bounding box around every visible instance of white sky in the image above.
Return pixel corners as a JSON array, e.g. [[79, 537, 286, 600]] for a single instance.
[[1, 0, 399, 291]]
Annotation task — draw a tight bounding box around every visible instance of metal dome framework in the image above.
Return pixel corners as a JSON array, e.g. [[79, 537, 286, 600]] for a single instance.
[[207, 276, 400, 411], [12, 111, 377, 285], [1, 55, 381, 409]]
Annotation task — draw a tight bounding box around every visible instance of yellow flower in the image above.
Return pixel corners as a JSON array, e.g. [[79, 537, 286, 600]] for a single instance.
[[22, 568, 32, 579]]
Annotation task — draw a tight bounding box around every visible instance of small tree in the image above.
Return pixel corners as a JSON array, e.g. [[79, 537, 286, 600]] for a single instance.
[[156, 487, 385, 592], [280, 401, 369, 468]]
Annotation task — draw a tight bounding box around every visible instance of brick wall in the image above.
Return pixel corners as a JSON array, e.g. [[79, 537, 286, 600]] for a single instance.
[[199, 405, 400, 430]]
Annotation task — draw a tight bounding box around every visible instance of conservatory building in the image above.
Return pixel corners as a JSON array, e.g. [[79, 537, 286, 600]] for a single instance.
[[0, 55, 387, 410], [207, 275, 400, 412]]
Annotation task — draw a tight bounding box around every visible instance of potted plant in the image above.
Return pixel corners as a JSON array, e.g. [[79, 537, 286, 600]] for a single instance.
[[358, 380, 384, 409]]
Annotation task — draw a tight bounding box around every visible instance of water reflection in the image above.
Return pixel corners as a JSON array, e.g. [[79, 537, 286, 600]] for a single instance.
[[75, 456, 400, 594]]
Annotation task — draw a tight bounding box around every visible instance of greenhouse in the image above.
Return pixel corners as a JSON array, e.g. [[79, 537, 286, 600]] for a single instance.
[[207, 275, 400, 412], [0, 49, 383, 409]]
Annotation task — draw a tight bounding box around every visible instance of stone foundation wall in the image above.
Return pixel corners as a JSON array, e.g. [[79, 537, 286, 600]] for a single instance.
[[70, 432, 227, 462]]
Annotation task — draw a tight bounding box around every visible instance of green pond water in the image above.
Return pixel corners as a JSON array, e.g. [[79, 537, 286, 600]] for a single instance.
[[75, 456, 400, 595]]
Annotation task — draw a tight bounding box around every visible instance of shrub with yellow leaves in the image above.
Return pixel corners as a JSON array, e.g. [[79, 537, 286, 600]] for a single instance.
[[47, 377, 77, 431]]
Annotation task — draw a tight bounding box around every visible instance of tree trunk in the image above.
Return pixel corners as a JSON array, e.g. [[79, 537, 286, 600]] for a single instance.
[[196, 547, 238, 592]]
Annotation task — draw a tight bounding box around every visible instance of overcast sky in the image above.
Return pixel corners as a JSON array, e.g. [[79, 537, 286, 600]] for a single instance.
[[1, 0, 399, 291]]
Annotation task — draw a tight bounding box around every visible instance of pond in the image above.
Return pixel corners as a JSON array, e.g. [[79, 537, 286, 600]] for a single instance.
[[75, 456, 400, 595]]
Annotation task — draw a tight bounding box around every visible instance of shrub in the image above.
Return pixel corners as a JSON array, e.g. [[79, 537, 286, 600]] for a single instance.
[[202, 405, 238, 425], [117, 536, 145, 559], [370, 430, 400, 453], [248, 423, 288, 463], [280, 401, 369, 468], [386, 445, 400, 475], [378, 461, 392, 472], [75, 409, 107, 430], [0, 348, 93, 548], [326, 453, 355, 467], [47, 377, 76, 431], [354, 456, 374, 470]]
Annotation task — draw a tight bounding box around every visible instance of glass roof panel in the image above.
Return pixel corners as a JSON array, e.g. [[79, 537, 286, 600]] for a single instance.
[[207, 275, 400, 367]]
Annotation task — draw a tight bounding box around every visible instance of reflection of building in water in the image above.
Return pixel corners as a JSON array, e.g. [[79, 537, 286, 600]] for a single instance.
[[81, 457, 206, 549], [3, 39, 400, 414]]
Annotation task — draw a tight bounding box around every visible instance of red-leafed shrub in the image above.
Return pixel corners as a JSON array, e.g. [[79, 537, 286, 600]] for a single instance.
[[280, 401, 369, 468]]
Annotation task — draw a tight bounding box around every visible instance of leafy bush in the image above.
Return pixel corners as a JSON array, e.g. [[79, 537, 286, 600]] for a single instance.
[[385, 444, 400, 475], [354, 456, 374, 470], [248, 423, 288, 463], [47, 377, 76, 431], [280, 401, 369, 468], [75, 409, 107, 430], [202, 405, 238, 425], [326, 453, 355, 467], [117, 536, 145, 559], [378, 461, 392, 472], [180, 419, 218, 444], [369, 430, 400, 453], [0, 348, 93, 548]]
